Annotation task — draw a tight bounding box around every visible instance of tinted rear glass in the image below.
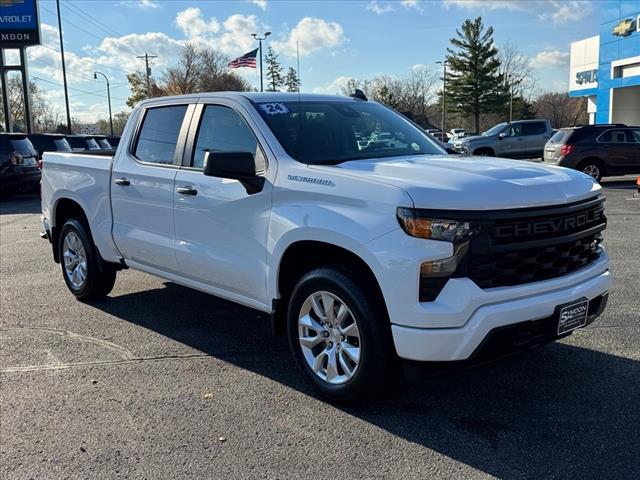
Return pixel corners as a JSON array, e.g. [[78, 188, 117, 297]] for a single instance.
[[9, 138, 36, 155], [54, 138, 72, 151], [97, 139, 112, 149], [522, 122, 547, 135], [549, 130, 567, 143], [134, 105, 188, 164]]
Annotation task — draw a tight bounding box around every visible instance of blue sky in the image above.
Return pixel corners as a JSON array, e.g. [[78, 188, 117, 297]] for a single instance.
[[14, 0, 599, 123]]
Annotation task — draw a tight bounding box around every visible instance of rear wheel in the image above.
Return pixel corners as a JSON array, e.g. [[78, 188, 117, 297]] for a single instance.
[[287, 266, 396, 403], [58, 218, 117, 300], [578, 159, 604, 182]]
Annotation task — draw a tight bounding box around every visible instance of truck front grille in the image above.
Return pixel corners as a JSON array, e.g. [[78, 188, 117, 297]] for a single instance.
[[467, 233, 602, 288], [465, 196, 606, 289]]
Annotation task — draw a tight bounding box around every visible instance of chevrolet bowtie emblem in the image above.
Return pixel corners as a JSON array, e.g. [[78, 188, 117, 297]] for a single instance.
[[612, 19, 634, 37]]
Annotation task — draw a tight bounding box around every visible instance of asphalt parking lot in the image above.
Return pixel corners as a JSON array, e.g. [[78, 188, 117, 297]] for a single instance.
[[1, 178, 639, 480]]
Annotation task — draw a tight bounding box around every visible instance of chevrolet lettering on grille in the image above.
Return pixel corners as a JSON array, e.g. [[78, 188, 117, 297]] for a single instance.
[[494, 208, 605, 239]]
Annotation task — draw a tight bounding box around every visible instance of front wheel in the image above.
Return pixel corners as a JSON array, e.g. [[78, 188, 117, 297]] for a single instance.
[[287, 267, 396, 403], [58, 218, 117, 300]]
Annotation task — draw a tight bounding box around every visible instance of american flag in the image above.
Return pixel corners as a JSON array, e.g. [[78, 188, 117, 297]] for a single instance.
[[228, 48, 258, 69]]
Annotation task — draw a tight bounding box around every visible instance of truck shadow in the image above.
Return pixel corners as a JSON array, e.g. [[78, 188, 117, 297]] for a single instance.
[[0, 193, 41, 215], [93, 281, 640, 479]]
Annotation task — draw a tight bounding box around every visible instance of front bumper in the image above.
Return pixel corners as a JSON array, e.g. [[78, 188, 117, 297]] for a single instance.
[[391, 258, 611, 361]]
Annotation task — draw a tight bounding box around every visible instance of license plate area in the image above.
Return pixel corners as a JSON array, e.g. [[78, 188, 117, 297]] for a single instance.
[[556, 298, 589, 335]]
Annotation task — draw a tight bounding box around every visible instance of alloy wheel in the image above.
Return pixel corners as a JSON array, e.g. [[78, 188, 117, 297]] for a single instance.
[[297, 291, 361, 385], [62, 231, 87, 289], [583, 164, 600, 180]]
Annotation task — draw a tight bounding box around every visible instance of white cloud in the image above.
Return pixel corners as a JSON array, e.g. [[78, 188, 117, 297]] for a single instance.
[[217, 14, 262, 55], [272, 17, 345, 58], [366, 1, 394, 14], [175, 7, 220, 37], [401, 0, 421, 9], [537, 1, 592, 25], [312, 76, 353, 94], [443, 0, 592, 23], [530, 49, 569, 67], [247, 0, 268, 10], [119, 0, 160, 10]]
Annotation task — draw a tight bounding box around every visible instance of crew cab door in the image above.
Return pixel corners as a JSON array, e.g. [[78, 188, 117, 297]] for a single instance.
[[111, 102, 193, 273], [497, 123, 525, 157], [172, 102, 273, 306]]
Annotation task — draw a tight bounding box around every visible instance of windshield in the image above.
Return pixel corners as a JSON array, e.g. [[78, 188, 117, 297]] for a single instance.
[[254, 100, 444, 164], [482, 122, 508, 136]]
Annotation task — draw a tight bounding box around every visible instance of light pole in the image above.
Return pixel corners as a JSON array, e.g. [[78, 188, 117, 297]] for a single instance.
[[507, 74, 514, 122], [436, 60, 447, 138], [251, 32, 271, 92], [93, 71, 113, 137]]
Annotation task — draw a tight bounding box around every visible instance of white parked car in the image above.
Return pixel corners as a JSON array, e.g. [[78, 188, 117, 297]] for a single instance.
[[40, 93, 611, 402]]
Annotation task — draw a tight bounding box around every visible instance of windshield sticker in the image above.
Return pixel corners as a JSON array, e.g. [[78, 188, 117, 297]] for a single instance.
[[258, 102, 290, 115]]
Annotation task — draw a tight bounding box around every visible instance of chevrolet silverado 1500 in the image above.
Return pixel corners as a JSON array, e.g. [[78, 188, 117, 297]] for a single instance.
[[41, 93, 611, 402]]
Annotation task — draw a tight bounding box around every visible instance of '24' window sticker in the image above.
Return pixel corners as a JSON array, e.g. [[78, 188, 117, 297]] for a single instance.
[[258, 103, 290, 115]]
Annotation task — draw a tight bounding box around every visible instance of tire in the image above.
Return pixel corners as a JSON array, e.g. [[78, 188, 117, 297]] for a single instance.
[[578, 159, 604, 182], [286, 266, 397, 403], [58, 218, 117, 300], [473, 148, 494, 157]]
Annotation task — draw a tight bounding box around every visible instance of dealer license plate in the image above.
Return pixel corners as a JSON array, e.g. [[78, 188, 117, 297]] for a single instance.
[[556, 298, 589, 335]]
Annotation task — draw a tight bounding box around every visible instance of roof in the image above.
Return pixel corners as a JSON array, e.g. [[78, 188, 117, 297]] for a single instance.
[[137, 91, 363, 107]]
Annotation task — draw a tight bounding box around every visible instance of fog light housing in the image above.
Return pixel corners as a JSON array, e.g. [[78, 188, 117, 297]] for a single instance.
[[419, 243, 469, 301]]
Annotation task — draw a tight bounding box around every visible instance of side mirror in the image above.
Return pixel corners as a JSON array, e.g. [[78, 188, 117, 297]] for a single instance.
[[498, 132, 506, 140], [203, 151, 265, 195]]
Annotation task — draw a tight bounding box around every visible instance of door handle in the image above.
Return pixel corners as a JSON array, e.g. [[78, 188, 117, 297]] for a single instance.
[[114, 178, 130, 186], [177, 186, 198, 196]]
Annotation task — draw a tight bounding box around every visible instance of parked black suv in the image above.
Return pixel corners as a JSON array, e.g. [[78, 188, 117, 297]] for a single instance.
[[0, 134, 41, 195], [544, 123, 640, 181], [66, 135, 102, 152], [28, 133, 72, 160]]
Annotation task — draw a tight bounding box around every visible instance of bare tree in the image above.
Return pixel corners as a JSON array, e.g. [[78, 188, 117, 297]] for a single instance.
[[498, 42, 536, 100], [162, 43, 203, 95], [533, 92, 588, 128], [339, 68, 438, 125]]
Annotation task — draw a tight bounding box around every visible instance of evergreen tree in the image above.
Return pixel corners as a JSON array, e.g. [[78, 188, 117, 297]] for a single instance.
[[264, 46, 284, 92], [445, 17, 507, 132], [284, 67, 301, 92]]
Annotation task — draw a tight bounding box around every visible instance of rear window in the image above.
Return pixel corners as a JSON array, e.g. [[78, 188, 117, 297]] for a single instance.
[[9, 138, 36, 155], [85, 138, 100, 150], [598, 129, 629, 143], [54, 138, 72, 151], [522, 122, 547, 135], [549, 130, 567, 143], [97, 139, 112, 149]]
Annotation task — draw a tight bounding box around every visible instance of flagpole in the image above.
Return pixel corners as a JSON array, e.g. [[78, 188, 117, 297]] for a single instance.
[[252, 32, 271, 92], [296, 40, 301, 92]]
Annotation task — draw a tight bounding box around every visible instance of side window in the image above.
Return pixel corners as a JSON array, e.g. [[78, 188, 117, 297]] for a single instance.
[[192, 105, 265, 171], [522, 122, 547, 136], [506, 124, 522, 137], [630, 129, 640, 143], [133, 105, 188, 164], [598, 129, 627, 143]]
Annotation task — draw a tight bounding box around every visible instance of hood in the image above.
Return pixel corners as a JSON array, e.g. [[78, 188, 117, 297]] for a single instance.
[[459, 134, 489, 143], [315, 155, 600, 210]]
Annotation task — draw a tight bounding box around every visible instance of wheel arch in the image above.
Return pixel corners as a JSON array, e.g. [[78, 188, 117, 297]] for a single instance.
[[473, 147, 495, 156], [272, 240, 388, 335], [51, 197, 89, 263]]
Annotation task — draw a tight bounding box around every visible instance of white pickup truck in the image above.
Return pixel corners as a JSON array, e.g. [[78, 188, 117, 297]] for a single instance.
[[41, 92, 611, 402]]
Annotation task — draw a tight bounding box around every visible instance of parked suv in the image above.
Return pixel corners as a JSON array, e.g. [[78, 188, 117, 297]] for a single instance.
[[0, 133, 41, 195], [453, 119, 552, 159], [544, 124, 640, 181], [28, 134, 72, 160], [66, 135, 102, 152]]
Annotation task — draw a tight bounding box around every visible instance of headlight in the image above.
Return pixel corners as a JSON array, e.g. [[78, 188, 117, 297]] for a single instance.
[[396, 207, 480, 243]]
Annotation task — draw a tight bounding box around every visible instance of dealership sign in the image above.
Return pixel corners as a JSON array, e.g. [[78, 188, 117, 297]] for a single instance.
[[0, 0, 41, 47], [612, 16, 640, 37]]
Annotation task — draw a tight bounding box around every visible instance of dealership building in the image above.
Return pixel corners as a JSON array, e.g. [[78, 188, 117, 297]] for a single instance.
[[569, 1, 640, 125]]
